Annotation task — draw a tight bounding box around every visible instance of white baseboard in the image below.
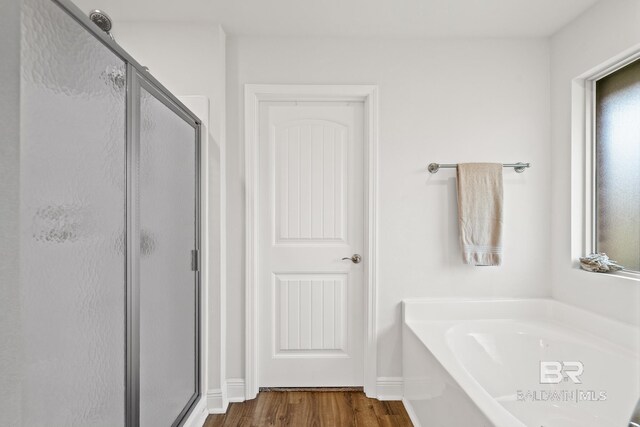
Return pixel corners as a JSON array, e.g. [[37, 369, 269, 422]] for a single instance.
[[206, 388, 228, 414], [207, 377, 400, 415], [376, 377, 403, 401], [402, 397, 422, 427], [226, 378, 246, 403], [205, 379, 246, 415], [182, 396, 209, 427]]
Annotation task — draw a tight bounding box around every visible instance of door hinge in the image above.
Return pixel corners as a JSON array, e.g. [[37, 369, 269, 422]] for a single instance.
[[191, 249, 199, 272]]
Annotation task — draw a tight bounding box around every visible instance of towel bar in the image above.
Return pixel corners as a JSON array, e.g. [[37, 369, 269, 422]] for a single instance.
[[427, 162, 530, 174]]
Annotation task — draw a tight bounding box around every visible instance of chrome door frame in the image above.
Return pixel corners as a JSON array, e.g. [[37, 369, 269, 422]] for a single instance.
[[50, 1, 202, 426], [134, 72, 202, 427], [126, 64, 142, 427]]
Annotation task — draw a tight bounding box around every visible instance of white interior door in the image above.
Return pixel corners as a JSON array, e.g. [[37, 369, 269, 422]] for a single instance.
[[258, 101, 364, 387]]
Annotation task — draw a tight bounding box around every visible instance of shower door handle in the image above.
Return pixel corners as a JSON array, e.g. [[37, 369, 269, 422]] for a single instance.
[[342, 254, 362, 264], [191, 249, 199, 271]]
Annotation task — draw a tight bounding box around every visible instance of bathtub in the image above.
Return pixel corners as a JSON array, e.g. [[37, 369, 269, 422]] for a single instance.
[[402, 298, 640, 427]]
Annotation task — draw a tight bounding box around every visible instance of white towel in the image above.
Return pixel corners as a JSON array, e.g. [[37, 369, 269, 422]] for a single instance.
[[456, 163, 504, 266]]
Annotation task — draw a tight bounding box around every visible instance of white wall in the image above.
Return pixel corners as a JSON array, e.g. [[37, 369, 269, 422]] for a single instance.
[[550, 0, 640, 326], [226, 36, 552, 382], [111, 21, 228, 406]]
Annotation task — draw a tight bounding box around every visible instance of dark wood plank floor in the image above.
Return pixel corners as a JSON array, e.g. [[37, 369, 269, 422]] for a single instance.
[[203, 391, 413, 427]]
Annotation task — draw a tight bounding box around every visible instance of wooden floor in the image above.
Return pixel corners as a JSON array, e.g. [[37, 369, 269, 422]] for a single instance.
[[204, 391, 413, 427]]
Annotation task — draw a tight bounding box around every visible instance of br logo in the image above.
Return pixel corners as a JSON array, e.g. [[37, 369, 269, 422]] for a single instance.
[[539, 361, 584, 384]]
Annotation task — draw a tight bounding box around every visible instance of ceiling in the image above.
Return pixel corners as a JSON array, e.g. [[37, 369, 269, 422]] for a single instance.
[[70, 0, 599, 38]]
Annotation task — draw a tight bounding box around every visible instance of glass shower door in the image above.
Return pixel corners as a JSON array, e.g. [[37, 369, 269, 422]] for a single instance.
[[20, 0, 126, 424], [20, 1, 201, 425], [138, 82, 199, 427]]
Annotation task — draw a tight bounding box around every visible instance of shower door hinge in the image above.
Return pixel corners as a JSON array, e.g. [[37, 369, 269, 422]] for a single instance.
[[191, 249, 199, 272]]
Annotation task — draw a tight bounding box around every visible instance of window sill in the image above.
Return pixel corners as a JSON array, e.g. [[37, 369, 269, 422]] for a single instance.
[[616, 269, 640, 281], [576, 266, 640, 282]]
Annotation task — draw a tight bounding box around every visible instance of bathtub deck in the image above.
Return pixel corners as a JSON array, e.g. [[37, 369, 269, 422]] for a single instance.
[[204, 390, 413, 426]]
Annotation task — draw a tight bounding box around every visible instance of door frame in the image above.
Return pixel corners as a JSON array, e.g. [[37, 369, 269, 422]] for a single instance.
[[244, 84, 379, 399]]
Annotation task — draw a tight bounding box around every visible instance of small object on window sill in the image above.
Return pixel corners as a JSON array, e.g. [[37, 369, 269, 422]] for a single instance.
[[579, 253, 624, 273]]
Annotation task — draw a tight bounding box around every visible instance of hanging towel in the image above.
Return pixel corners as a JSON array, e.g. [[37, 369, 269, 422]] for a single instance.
[[456, 163, 504, 266]]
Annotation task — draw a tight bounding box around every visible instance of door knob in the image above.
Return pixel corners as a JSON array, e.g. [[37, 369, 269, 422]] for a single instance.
[[342, 254, 362, 264]]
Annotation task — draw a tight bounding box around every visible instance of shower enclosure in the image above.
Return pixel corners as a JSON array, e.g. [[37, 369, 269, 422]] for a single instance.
[[17, 0, 201, 425]]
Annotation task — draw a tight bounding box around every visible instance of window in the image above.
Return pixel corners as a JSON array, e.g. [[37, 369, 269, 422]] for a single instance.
[[594, 59, 640, 272]]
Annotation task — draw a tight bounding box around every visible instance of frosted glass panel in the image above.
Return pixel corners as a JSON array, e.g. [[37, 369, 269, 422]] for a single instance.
[[20, 0, 126, 425], [139, 87, 197, 426], [596, 59, 640, 271]]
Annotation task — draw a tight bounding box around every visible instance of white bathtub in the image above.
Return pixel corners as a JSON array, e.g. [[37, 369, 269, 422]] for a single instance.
[[402, 298, 640, 427]]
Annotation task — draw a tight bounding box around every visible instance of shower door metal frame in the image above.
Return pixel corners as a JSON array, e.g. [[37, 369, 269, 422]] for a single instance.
[[126, 64, 142, 427], [50, 1, 203, 426], [129, 70, 202, 427]]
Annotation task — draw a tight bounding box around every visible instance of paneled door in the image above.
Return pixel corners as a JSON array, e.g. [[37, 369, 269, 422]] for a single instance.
[[259, 101, 364, 387]]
